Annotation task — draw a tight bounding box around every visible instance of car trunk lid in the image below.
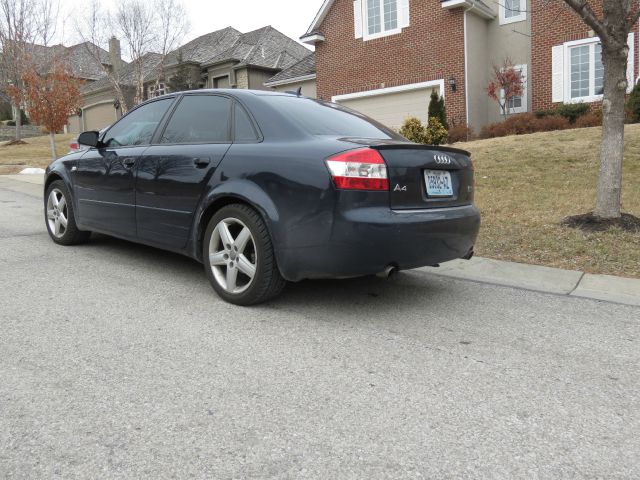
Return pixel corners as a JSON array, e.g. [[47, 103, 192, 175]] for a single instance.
[[337, 138, 475, 209]]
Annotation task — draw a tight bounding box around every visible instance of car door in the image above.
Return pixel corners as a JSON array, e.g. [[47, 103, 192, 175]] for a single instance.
[[74, 97, 175, 238], [135, 94, 235, 249]]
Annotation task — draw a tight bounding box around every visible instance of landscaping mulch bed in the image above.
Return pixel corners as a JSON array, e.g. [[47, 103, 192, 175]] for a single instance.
[[561, 212, 640, 233]]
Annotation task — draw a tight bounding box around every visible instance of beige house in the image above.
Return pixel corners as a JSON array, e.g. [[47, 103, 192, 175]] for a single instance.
[[68, 26, 312, 133]]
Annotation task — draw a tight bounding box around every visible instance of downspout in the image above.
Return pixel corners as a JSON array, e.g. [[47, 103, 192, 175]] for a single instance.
[[463, 8, 470, 127]]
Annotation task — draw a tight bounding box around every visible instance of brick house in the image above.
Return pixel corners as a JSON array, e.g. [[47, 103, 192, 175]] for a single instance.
[[301, 0, 638, 131]]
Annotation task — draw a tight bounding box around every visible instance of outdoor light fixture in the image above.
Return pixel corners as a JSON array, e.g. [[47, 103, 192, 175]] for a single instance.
[[113, 99, 120, 110], [448, 77, 457, 92]]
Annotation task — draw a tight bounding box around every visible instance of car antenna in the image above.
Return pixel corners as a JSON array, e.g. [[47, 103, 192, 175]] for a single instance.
[[285, 87, 303, 97]]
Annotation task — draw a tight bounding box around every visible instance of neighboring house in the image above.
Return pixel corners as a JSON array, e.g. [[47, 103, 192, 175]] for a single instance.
[[68, 26, 311, 133], [0, 40, 112, 128], [301, 0, 638, 131], [264, 53, 317, 97]]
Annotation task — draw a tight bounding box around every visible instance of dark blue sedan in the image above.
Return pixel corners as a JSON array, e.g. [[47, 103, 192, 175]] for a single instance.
[[45, 90, 480, 305]]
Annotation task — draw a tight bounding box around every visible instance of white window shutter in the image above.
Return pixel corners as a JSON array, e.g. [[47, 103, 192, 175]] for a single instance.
[[400, 0, 410, 28], [354, 0, 363, 39], [627, 32, 635, 93], [552, 45, 564, 103]]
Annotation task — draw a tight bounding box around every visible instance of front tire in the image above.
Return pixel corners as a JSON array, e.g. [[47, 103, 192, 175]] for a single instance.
[[203, 204, 286, 306], [45, 180, 91, 245]]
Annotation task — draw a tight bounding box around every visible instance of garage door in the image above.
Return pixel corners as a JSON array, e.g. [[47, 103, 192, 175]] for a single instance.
[[83, 103, 116, 131], [336, 87, 438, 130]]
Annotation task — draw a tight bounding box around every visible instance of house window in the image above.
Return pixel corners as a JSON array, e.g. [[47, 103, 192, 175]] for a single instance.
[[568, 41, 604, 101], [500, 64, 528, 115], [499, 0, 526, 25], [365, 0, 399, 38], [552, 34, 634, 103], [148, 83, 166, 98]]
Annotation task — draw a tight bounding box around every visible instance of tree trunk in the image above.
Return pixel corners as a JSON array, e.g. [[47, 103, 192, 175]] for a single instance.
[[13, 104, 22, 142], [594, 44, 628, 219], [49, 132, 57, 162]]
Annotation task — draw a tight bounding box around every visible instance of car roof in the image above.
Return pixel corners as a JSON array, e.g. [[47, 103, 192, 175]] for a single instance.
[[154, 88, 299, 100]]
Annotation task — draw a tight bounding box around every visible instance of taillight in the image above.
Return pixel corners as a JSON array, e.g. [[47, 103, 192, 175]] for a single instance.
[[70, 142, 79, 151], [325, 148, 389, 191]]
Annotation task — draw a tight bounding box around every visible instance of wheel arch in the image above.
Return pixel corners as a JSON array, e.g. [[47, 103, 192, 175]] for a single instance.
[[194, 185, 281, 265]]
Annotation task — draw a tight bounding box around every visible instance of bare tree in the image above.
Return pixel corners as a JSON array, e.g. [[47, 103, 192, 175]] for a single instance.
[[75, 0, 130, 114], [113, 0, 157, 105], [561, 0, 639, 219], [0, 0, 57, 142], [153, 0, 189, 92], [76, 0, 189, 111]]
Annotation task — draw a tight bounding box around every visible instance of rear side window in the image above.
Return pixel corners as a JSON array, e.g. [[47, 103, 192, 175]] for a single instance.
[[266, 96, 395, 139], [103, 98, 173, 147], [234, 103, 259, 142], [161, 95, 231, 144]]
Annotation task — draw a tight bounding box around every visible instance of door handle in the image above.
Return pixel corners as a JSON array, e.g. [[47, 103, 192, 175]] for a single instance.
[[123, 158, 136, 168], [193, 157, 211, 167]]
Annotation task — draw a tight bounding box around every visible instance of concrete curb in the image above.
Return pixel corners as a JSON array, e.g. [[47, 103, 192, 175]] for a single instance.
[[420, 258, 640, 308], [3, 174, 639, 307], [3, 173, 45, 185]]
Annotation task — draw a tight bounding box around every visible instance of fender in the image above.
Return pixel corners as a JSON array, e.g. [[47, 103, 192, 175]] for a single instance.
[[188, 178, 282, 263], [44, 156, 82, 224]]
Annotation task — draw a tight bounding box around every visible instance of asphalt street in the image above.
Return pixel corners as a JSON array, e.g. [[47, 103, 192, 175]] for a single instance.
[[1, 176, 639, 479]]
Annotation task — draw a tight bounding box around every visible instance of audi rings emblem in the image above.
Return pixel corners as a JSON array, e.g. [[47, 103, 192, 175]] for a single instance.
[[434, 154, 452, 165]]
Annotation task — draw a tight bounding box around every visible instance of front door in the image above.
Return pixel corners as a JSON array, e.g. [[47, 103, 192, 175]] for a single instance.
[[74, 97, 175, 238], [136, 94, 233, 248]]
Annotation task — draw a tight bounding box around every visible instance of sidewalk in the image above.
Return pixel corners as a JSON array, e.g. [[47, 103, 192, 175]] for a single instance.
[[420, 257, 640, 308], [3, 173, 639, 308]]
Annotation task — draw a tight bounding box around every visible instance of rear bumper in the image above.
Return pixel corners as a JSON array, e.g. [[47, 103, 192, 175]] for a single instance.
[[278, 204, 480, 281]]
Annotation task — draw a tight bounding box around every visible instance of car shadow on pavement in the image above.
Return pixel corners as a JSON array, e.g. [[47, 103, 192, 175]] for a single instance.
[[79, 233, 450, 313]]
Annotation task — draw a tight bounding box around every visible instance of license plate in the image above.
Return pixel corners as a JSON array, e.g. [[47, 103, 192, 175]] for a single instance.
[[424, 170, 453, 197]]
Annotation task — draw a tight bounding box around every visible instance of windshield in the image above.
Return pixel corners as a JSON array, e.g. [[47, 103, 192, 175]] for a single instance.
[[266, 96, 398, 139]]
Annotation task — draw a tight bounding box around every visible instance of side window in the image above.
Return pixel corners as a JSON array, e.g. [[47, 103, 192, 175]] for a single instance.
[[234, 103, 259, 142], [161, 95, 231, 144], [103, 98, 173, 147]]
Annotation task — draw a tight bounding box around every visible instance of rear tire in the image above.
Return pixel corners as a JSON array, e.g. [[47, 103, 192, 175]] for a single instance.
[[45, 180, 91, 245], [203, 204, 286, 306]]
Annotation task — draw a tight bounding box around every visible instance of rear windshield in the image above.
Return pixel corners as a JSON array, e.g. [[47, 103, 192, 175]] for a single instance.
[[266, 96, 396, 139]]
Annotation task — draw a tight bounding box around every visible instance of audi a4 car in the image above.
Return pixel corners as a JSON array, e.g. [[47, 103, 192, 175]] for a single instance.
[[44, 90, 480, 305]]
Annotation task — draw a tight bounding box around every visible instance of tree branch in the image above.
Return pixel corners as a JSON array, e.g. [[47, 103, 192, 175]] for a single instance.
[[563, 0, 608, 41]]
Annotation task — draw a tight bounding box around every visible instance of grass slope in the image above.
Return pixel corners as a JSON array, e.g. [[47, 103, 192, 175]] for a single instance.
[[458, 124, 640, 278], [0, 134, 74, 174]]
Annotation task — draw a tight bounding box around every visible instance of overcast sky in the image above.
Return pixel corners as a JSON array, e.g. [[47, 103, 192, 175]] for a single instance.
[[59, 0, 322, 51]]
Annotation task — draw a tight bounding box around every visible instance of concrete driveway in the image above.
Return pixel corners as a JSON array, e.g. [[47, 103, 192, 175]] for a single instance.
[[1, 176, 638, 479]]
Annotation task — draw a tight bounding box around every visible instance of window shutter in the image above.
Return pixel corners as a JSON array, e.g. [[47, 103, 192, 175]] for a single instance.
[[552, 45, 564, 103], [400, 0, 410, 28], [354, 0, 363, 39], [627, 33, 635, 93]]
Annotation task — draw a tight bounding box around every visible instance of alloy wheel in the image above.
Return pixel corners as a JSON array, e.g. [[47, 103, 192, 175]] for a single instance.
[[208, 217, 257, 294], [46, 188, 68, 238]]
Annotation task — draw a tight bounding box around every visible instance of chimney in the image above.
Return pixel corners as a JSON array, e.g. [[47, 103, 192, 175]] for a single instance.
[[109, 36, 122, 73]]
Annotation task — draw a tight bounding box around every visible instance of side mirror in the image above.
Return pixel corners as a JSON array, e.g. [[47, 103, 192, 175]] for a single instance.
[[78, 130, 101, 148]]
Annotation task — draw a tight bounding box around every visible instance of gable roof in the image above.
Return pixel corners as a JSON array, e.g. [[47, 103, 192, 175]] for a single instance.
[[81, 52, 162, 95], [302, 0, 495, 41], [12, 41, 112, 81], [264, 52, 315, 86], [303, 0, 334, 37], [165, 26, 242, 66], [202, 26, 311, 70]]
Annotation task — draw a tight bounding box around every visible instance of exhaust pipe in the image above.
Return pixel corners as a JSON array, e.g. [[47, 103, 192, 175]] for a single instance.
[[376, 265, 398, 278]]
